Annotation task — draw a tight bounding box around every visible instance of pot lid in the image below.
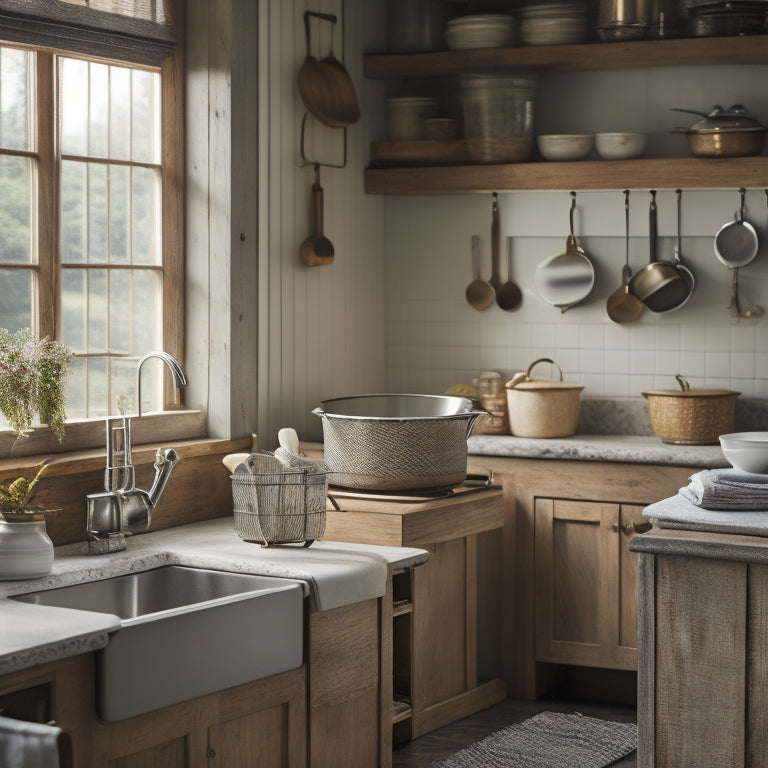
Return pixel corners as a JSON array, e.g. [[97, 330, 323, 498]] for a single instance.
[[511, 379, 586, 392], [642, 374, 740, 399], [642, 389, 740, 398], [676, 104, 765, 132]]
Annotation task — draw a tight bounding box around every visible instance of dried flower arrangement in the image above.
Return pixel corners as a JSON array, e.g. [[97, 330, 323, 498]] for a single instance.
[[0, 328, 72, 442]]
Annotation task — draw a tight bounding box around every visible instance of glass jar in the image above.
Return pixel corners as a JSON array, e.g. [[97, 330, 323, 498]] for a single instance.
[[460, 74, 536, 163], [0, 517, 54, 580], [473, 372, 509, 435]]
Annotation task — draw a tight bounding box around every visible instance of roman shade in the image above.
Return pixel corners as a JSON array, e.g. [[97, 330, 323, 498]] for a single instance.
[[0, 0, 176, 66]]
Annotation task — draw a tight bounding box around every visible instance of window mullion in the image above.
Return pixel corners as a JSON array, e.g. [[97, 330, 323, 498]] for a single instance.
[[36, 51, 56, 341]]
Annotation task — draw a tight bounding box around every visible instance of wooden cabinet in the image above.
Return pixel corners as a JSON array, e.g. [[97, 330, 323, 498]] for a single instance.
[[363, 35, 768, 193], [0, 654, 306, 768], [467, 455, 700, 698], [323, 487, 506, 742], [534, 498, 647, 671], [632, 527, 768, 768]]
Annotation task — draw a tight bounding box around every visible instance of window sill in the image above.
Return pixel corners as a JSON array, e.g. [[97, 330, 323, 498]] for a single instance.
[[0, 410, 209, 464]]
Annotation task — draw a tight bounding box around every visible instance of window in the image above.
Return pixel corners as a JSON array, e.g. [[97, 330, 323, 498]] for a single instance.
[[0, 39, 182, 429]]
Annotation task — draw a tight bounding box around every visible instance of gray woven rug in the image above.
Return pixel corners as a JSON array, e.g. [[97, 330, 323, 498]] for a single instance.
[[431, 711, 637, 768]]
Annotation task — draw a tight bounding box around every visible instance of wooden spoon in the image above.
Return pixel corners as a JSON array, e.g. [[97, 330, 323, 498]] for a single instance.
[[300, 164, 334, 267], [606, 190, 644, 323], [465, 234, 494, 311], [496, 235, 523, 311]]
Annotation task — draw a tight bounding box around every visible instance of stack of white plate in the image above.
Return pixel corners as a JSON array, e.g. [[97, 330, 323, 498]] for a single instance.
[[519, 2, 589, 45], [445, 14, 516, 50]]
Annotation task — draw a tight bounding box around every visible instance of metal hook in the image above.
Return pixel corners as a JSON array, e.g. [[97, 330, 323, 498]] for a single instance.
[[298, 111, 348, 169], [739, 186, 746, 220], [569, 191, 576, 237]]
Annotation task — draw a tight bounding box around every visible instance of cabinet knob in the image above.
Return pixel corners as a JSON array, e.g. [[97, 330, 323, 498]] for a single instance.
[[611, 522, 619, 532], [622, 520, 652, 535]]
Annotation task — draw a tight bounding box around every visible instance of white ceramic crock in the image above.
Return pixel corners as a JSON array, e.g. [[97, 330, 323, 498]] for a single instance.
[[0, 518, 54, 580]]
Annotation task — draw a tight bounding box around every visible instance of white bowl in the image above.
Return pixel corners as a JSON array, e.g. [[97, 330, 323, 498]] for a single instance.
[[595, 132, 648, 160], [537, 134, 594, 161], [720, 432, 768, 474]]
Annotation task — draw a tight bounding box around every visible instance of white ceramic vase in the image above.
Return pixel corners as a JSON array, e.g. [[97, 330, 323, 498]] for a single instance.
[[0, 517, 54, 580]]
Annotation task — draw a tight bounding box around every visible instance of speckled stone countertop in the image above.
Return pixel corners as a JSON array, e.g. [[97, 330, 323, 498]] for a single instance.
[[466, 395, 766, 469], [0, 517, 428, 676], [468, 434, 729, 468]]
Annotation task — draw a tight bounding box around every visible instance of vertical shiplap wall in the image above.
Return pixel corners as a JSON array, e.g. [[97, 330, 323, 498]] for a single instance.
[[257, 0, 388, 446]]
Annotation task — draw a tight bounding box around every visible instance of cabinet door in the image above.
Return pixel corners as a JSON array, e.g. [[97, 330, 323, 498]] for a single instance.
[[535, 498, 637, 670], [208, 706, 285, 768]]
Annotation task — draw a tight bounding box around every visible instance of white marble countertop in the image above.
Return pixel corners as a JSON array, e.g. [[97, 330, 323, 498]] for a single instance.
[[468, 434, 729, 469], [0, 517, 428, 676]]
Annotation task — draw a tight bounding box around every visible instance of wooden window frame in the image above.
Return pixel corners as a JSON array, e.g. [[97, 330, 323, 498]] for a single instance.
[[0, 0, 189, 459]]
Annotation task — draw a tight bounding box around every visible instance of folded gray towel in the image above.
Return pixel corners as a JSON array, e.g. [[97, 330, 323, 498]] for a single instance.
[[679, 468, 768, 511], [644, 493, 768, 537], [0, 716, 64, 768]]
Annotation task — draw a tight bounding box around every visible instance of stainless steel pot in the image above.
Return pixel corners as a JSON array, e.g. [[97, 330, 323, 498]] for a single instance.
[[313, 394, 485, 491], [629, 190, 691, 312]]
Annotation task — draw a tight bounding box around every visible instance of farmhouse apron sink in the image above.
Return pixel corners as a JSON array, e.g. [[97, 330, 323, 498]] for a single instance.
[[12, 565, 304, 721]]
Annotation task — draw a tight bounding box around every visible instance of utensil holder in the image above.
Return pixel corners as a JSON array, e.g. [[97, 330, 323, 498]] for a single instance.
[[231, 469, 327, 547]]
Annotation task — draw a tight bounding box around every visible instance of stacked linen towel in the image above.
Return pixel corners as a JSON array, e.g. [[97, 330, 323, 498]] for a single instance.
[[643, 493, 768, 537], [679, 468, 768, 511]]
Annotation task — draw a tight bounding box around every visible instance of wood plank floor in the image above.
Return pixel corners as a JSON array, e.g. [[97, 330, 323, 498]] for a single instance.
[[392, 696, 637, 767]]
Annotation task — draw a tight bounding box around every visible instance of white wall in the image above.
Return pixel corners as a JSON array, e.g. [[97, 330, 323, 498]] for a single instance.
[[385, 66, 768, 402]]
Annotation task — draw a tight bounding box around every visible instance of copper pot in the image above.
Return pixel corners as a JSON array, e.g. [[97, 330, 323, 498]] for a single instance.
[[671, 104, 767, 158]]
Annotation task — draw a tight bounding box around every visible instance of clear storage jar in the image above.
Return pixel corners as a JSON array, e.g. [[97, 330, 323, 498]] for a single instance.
[[460, 74, 536, 163]]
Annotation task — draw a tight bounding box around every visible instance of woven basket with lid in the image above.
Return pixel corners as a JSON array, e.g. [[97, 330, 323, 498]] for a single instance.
[[642, 375, 739, 445]]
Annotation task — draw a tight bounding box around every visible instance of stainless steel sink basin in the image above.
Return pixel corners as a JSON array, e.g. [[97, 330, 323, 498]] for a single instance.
[[12, 565, 304, 721]]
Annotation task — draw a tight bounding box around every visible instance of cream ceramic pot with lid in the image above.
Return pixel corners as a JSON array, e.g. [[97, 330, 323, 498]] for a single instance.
[[505, 358, 585, 438]]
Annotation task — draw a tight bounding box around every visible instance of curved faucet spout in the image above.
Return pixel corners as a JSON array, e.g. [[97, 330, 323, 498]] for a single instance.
[[136, 351, 187, 418]]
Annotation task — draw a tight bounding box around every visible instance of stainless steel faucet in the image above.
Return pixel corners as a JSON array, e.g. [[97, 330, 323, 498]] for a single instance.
[[87, 352, 186, 554]]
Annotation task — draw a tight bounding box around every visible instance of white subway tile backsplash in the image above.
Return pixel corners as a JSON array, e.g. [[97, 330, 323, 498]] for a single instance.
[[654, 350, 681, 376], [580, 324, 605, 349], [679, 351, 706, 378], [555, 324, 580, 349], [386, 188, 768, 401], [630, 350, 654, 375], [531, 323, 557, 349], [706, 351, 731, 378], [732, 352, 755, 380]]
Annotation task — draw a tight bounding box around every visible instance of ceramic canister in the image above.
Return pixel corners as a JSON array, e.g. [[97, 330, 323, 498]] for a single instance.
[[0, 519, 54, 580]]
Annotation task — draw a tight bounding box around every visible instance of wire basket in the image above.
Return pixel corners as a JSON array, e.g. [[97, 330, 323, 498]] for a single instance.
[[231, 468, 327, 547]]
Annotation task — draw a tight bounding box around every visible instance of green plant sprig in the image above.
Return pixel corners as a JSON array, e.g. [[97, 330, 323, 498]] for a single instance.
[[0, 463, 48, 514]]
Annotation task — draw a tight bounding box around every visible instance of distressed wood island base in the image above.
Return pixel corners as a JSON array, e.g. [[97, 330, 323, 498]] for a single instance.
[[631, 527, 768, 768]]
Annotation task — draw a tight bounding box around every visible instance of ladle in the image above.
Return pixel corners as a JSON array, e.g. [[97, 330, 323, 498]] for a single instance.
[[496, 235, 523, 311], [300, 164, 334, 267], [606, 190, 644, 323], [465, 234, 495, 311]]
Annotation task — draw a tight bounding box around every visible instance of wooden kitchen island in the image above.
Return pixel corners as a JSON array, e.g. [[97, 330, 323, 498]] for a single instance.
[[631, 526, 768, 768], [323, 484, 506, 745]]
